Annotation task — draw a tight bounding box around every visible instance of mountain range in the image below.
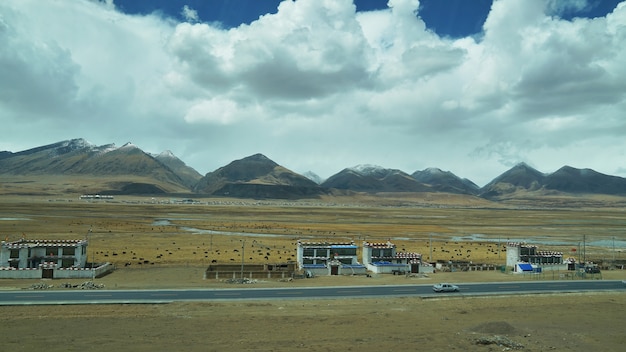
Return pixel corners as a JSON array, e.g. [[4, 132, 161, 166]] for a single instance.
[[1, 139, 625, 199]]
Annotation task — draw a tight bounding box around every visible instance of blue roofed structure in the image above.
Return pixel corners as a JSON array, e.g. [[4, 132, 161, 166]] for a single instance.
[[507, 242, 568, 274], [517, 263, 534, 271], [362, 241, 433, 274]]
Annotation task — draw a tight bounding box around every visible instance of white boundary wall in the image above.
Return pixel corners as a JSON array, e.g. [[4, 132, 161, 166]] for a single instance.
[[0, 263, 114, 279]]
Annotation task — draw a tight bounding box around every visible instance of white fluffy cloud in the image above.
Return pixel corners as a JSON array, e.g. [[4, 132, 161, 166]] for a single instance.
[[181, 5, 199, 23], [1, 0, 626, 186]]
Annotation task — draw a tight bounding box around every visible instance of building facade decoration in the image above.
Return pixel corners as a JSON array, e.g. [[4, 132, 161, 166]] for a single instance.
[[0, 238, 112, 279], [506, 242, 566, 273], [362, 241, 433, 274], [296, 240, 366, 276]]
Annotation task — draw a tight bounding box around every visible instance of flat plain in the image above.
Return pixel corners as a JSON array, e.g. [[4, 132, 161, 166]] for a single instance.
[[1, 194, 625, 351]]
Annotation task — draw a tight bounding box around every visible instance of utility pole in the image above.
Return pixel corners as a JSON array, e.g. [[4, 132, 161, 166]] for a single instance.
[[240, 239, 245, 281], [583, 234, 586, 264], [429, 233, 432, 262], [612, 236, 616, 263], [86, 227, 90, 268], [88, 226, 95, 280]]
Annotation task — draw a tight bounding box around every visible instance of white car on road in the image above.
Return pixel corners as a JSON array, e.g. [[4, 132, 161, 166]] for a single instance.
[[433, 283, 459, 292]]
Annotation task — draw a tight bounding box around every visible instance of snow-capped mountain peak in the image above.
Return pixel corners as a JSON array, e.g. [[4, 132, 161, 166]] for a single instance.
[[119, 142, 137, 149], [302, 171, 323, 184], [348, 164, 386, 176], [159, 150, 176, 158], [424, 167, 445, 174], [63, 138, 93, 150]]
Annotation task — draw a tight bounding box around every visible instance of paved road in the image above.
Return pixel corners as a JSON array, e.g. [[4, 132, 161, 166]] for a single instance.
[[1, 280, 624, 305]]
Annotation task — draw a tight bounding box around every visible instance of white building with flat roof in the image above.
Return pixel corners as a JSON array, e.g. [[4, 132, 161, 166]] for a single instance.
[[362, 241, 432, 274], [506, 242, 566, 273], [0, 238, 112, 279], [296, 240, 367, 276]]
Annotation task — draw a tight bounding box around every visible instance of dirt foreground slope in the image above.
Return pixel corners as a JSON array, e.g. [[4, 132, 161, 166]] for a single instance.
[[2, 269, 625, 352]]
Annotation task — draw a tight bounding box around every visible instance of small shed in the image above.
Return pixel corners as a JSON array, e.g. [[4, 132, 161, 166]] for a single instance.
[[204, 262, 296, 280], [515, 263, 534, 273]]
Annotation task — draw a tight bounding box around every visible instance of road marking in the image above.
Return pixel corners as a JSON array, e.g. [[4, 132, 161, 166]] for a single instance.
[[337, 290, 360, 294], [214, 292, 241, 296], [150, 293, 178, 297], [393, 288, 416, 292], [84, 294, 112, 297], [276, 291, 303, 295], [16, 295, 44, 298], [499, 285, 519, 289]]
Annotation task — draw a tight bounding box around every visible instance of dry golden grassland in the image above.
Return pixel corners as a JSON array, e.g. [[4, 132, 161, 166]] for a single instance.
[[1, 194, 625, 351], [0, 292, 624, 352], [1, 194, 623, 267]]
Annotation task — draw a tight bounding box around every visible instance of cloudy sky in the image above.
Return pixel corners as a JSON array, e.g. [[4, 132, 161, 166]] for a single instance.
[[1, 0, 625, 186]]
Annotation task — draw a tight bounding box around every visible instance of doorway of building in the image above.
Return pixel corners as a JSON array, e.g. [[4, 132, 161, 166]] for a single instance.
[[411, 263, 419, 273], [42, 269, 53, 279], [330, 265, 339, 275]]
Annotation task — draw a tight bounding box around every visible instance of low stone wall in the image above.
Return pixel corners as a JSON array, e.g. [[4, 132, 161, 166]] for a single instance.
[[435, 262, 500, 272], [54, 263, 114, 279], [0, 268, 41, 279], [204, 270, 294, 279], [0, 263, 114, 279], [367, 263, 409, 274], [305, 267, 329, 277]]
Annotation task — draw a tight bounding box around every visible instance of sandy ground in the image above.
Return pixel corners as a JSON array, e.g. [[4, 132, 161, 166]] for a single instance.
[[1, 293, 625, 352]]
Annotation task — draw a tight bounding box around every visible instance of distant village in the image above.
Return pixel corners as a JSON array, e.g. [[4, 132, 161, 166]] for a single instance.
[[1, 234, 611, 280]]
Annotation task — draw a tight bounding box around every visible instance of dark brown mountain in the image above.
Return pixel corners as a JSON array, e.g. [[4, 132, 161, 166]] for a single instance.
[[480, 163, 545, 198], [0, 139, 191, 194], [0, 151, 12, 160], [544, 166, 626, 195], [322, 165, 430, 193], [411, 168, 479, 195], [3, 139, 626, 200], [153, 150, 203, 189], [193, 154, 326, 199], [0, 139, 111, 174], [480, 163, 626, 198]]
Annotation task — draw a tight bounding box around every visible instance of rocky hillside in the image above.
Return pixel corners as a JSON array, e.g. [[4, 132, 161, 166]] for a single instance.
[[153, 150, 202, 189], [193, 154, 326, 199], [412, 168, 479, 195], [0, 139, 192, 194], [480, 163, 626, 199], [322, 165, 431, 193]]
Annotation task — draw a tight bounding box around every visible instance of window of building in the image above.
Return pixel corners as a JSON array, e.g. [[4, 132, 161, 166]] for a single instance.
[[373, 248, 393, 257], [10, 248, 20, 258], [46, 247, 59, 257], [63, 247, 76, 256], [61, 258, 75, 268], [333, 247, 356, 256]]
